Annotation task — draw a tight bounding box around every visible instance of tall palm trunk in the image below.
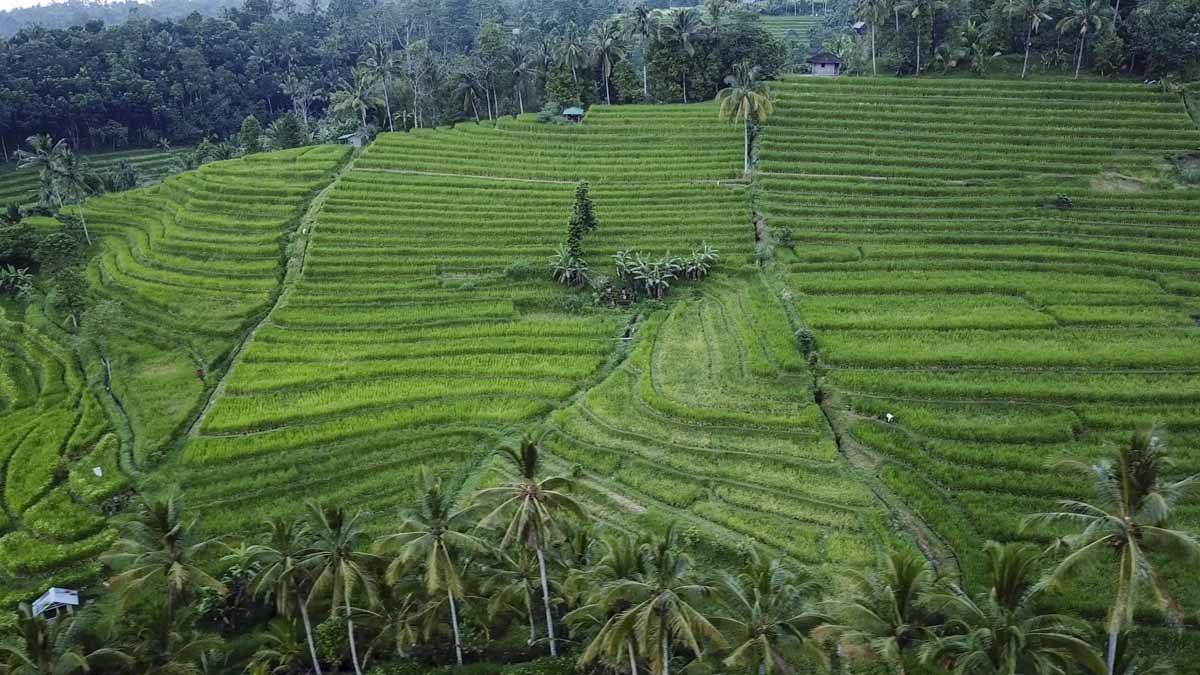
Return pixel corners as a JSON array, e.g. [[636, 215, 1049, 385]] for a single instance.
[[58, 194, 91, 245], [743, 118, 750, 176], [536, 547, 558, 657], [471, 99, 480, 122], [628, 639, 639, 675], [1022, 21, 1034, 78], [682, 72, 688, 104], [1106, 631, 1118, 675], [915, 30, 921, 73], [448, 588, 464, 666], [661, 631, 670, 675], [383, 83, 394, 132], [605, 72, 612, 105], [297, 586, 324, 675], [642, 56, 649, 99], [1074, 32, 1085, 79], [517, 83, 525, 114], [346, 598, 362, 675], [871, 23, 878, 75], [525, 588, 537, 645]]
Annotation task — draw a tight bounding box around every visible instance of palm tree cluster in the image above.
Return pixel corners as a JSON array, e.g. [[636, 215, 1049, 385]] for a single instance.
[[852, 0, 1118, 77], [5, 429, 1196, 674], [15, 134, 96, 244]]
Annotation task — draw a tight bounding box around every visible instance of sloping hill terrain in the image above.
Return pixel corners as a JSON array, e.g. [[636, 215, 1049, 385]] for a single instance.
[[760, 77, 1200, 627]]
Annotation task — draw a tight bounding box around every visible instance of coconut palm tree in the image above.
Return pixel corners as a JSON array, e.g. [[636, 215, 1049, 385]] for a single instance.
[[1007, 0, 1054, 78], [506, 44, 533, 115], [332, 66, 383, 130], [716, 550, 827, 675], [717, 62, 774, 176], [568, 531, 649, 674], [0, 604, 130, 675], [1057, 0, 1113, 79], [623, 5, 657, 100], [557, 23, 587, 84], [896, 0, 946, 73], [660, 8, 703, 103], [1023, 430, 1200, 675], [476, 437, 585, 658], [592, 19, 626, 105], [302, 503, 378, 675], [815, 549, 939, 674], [375, 467, 489, 666], [919, 541, 1106, 675], [855, 0, 885, 75], [102, 489, 226, 627], [247, 516, 323, 675], [482, 549, 542, 648], [362, 41, 401, 131], [595, 524, 724, 675], [15, 134, 63, 209]]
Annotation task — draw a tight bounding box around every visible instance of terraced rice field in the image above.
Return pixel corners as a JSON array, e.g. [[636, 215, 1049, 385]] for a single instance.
[[0, 147, 181, 208], [760, 15, 820, 45], [170, 104, 757, 535], [760, 77, 1200, 629], [0, 303, 123, 607], [81, 145, 350, 463]]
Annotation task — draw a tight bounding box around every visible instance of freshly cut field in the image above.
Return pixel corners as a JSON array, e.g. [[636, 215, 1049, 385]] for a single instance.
[[173, 103, 756, 534], [0, 147, 181, 208], [761, 77, 1200, 630]]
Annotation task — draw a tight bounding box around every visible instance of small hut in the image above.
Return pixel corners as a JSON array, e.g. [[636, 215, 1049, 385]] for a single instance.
[[807, 52, 843, 77], [32, 587, 80, 619], [562, 107, 585, 123], [337, 131, 368, 148]]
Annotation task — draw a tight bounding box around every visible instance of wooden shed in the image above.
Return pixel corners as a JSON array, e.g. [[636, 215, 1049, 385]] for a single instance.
[[807, 51, 843, 76]]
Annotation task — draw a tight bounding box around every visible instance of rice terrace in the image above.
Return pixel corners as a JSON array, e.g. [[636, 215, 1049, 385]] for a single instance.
[[2, 0, 1200, 672]]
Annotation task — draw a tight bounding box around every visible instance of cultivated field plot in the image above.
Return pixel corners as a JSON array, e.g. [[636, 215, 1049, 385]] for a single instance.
[[760, 15, 820, 45], [82, 145, 349, 463], [761, 77, 1200, 622], [546, 272, 894, 572], [0, 147, 182, 208], [0, 304, 123, 607], [174, 104, 754, 534]]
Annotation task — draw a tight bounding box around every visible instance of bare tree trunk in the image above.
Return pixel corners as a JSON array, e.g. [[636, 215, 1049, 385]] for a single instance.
[[383, 83, 394, 132], [526, 588, 537, 645], [743, 118, 750, 175], [448, 588, 464, 666], [346, 599, 362, 675], [518, 84, 525, 115], [605, 73, 611, 105], [915, 31, 921, 73], [628, 640, 638, 675], [1022, 21, 1034, 79], [871, 23, 877, 75], [471, 99, 480, 122], [297, 587, 324, 675], [536, 547, 558, 657], [1107, 631, 1118, 675], [1113, 0, 1121, 25], [2, 136, 8, 163], [661, 633, 670, 675], [642, 56, 649, 99], [682, 72, 688, 104], [1075, 33, 1085, 79]]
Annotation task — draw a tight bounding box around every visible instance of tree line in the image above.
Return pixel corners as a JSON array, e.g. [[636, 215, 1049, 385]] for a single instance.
[[4, 429, 1197, 675], [842, 0, 1198, 78], [0, 0, 784, 161]]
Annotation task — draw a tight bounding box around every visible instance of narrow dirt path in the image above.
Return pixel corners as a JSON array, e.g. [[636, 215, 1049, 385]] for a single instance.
[[185, 149, 359, 439]]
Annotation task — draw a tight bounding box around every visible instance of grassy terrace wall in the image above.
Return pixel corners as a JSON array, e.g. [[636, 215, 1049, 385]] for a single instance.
[[170, 104, 758, 536], [0, 147, 181, 208], [761, 77, 1200, 637]]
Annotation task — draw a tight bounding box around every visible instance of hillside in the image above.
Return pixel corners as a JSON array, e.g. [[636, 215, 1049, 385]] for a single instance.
[[3, 77, 1200, 666]]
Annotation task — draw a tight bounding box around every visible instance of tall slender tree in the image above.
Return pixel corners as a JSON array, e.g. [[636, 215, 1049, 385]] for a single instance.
[[247, 516, 324, 675], [102, 490, 226, 627], [1024, 430, 1200, 675], [623, 5, 657, 100], [1008, 0, 1055, 78], [332, 66, 383, 130], [375, 467, 489, 666], [476, 437, 585, 658], [660, 8, 703, 104], [362, 41, 401, 132], [592, 19, 626, 105], [856, 0, 884, 75], [717, 62, 774, 176], [1057, 0, 1113, 78], [302, 503, 378, 675]]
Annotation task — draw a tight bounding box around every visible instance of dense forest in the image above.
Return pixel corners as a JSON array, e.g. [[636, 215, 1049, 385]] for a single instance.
[[2, 0, 1198, 161], [0, 0, 241, 37]]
